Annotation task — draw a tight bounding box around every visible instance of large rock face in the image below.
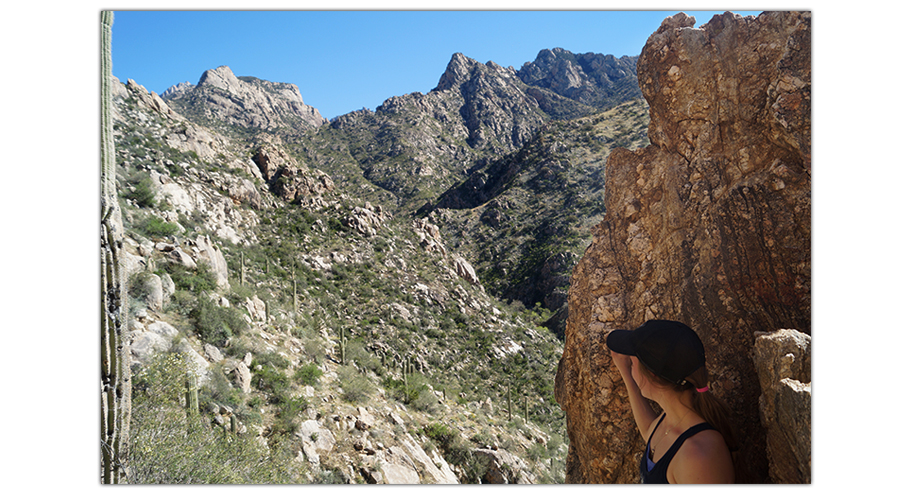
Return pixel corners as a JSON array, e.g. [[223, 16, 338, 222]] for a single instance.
[[555, 11, 810, 483]]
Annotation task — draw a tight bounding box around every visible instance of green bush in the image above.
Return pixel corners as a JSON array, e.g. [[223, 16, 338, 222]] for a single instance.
[[253, 351, 291, 370], [158, 261, 218, 294], [127, 270, 157, 303], [420, 422, 488, 483], [337, 365, 374, 404], [139, 215, 179, 238], [191, 295, 247, 346], [129, 353, 300, 483], [273, 395, 309, 436], [253, 364, 290, 397], [295, 363, 322, 386], [126, 174, 156, 208]]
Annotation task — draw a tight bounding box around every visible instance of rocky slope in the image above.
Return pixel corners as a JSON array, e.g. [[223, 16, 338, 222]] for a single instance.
[[554, 11, 811, 483], [115, 72, 570, 483], [424, 99, 649, 330]]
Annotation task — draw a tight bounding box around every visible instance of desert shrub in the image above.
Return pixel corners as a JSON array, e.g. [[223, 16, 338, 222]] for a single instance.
[[253, 364, 290, 398], [303, 337, 327, 364], [190, 295, 246, 347], [252, 351, 291, 370], [158, 261, 217, 294], [138, 214, 179, 238], [344, 339, 380, 372], [163, 289, 196, 319], [419, 422, 488, 484], [125, 173, 156, 208], [337, 365, 374, 404], [127, 270, 157, 303], [294, 363, 322, 387], [129, 353, 299, 483], [272, 395, 309, 436], [200, 365, 243, 409]]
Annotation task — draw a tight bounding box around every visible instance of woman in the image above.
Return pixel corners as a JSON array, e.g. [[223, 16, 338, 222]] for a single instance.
[[607, 319, 739, 484]]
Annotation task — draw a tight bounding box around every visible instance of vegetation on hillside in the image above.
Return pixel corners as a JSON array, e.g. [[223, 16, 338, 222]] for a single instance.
[[110, 50, 648, 483]]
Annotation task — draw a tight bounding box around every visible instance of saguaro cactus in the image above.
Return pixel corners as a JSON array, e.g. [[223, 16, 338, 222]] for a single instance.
[[185, 373, 199, 415], [240, 251, 245, 286], [291, 266, 298, 314], [100, 10, 131, 484], [338, 327, 348, 365]]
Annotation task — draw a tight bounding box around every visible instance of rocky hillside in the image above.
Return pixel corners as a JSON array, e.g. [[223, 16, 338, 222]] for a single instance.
[[554, 11, 811, 483], [112, 45, 644, 484], [423, 99, 649, 327]]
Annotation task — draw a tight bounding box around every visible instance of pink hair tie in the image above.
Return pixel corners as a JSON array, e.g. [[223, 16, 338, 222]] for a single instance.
[[696, 386, 709, 393]]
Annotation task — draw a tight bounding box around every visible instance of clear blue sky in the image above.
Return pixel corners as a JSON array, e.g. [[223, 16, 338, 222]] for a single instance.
[[111, 10, 760, 120]]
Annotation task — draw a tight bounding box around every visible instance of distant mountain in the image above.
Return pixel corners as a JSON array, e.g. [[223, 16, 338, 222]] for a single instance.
[[518, 48, 641, 112], [164, 65, 327, 134]]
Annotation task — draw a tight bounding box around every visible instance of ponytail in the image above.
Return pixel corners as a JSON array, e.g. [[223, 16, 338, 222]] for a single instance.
[[639, 363, 750, 483], [684, 367, 750, 483]]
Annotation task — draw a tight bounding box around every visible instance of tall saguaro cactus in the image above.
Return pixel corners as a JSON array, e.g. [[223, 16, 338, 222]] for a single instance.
[[100, 11, 132, 484]]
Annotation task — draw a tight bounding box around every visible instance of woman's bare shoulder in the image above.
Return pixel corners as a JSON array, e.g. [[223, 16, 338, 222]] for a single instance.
[[669, 428, 735, 484]]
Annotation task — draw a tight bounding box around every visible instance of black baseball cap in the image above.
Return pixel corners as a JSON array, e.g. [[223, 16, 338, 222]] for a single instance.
[[606, 319, 705, 385]]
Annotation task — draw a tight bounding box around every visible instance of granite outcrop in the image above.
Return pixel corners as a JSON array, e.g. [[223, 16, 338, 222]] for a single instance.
[[554, 11, 811, 483]]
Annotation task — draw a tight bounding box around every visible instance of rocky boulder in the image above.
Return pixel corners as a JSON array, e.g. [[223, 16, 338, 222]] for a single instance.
[[344, 202, 387, 237], [296, 419, 337, 466], [251, 143, 334, 204], [753, 329, 811, 483], [192, 235, 229, 290], [130, 320, 210, 384], [555, 11, 810, 483], [474, 447, 536, 484]]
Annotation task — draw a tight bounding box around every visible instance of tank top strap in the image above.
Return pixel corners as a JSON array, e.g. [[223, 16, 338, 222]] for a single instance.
[[648, 413, 666, 441], [671, 422, 716, 449]]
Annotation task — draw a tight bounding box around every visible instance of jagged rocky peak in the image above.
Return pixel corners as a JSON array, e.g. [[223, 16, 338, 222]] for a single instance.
[[518, 48, 640, 108], [164, 65, 327, 132], [433, 52, 517, 92], [197, 65, 245, 93], [434, 52, 478, 91]]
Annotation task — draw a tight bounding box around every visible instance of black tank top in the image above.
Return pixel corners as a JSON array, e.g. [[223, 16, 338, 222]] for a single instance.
[[639, 414, 715, 484]]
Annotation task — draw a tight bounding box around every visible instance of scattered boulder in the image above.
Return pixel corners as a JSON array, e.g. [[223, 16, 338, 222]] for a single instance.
[[204, 343, 224, 363], [130, 321, 209, 384], [355, 407, 376, 431], [143, 273, 164, 311], [192, 235, 229, 290], [296, 419, 337, 466], [227, 360, 252, 393], [474, 448, 535, 484], [452, 255, 480, 287], [344, 203, 387, 237], [244, 295, 267, 323]]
